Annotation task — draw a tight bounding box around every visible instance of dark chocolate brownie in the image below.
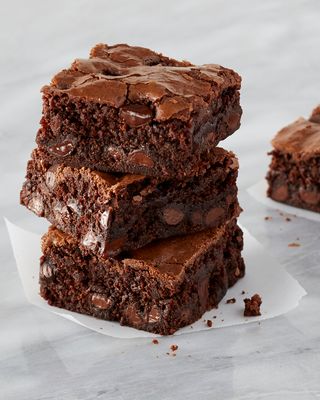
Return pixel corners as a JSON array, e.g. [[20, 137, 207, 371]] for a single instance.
[[37, 43, 242, 178], [21, 147, 240, 256], [40, 220, 245, 335], [267, 106, 320, 212]]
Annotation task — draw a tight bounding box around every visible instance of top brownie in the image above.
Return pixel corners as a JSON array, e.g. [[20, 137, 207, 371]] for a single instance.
[[271, 110, 320, 160], [37, 43, 242, 177]]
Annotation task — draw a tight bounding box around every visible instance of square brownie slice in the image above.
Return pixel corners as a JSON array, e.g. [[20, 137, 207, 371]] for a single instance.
[[37, 43, 242, 178], [40, 219, 245, 335], [21, 147, 240, 257], [267, 106, 320, 212]]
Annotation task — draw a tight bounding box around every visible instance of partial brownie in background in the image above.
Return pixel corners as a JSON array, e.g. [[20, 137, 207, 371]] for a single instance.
[[21, 148, 240, 257], [40, 220, 245, 335], [266, 106, 320, 212], [37, 43, 242, 178]]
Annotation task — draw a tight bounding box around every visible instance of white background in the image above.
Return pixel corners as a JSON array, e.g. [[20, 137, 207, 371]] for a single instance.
[[1, 1, 320, 399]]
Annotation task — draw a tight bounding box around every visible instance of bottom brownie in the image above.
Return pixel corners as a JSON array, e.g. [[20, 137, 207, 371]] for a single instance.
[[40, 220, 245, 335]]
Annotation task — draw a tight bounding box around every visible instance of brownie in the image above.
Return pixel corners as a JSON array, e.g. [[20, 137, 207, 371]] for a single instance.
[[37, 43, 242, 178], [40, 220, 245, 335], [267, 106, 320, 212], [21, 147, 240, 257]]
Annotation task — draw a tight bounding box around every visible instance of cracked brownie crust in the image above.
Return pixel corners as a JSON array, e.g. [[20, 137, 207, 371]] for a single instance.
[[40, 220, 245, 335], [21, 147, 240, 256], [37, 43, 242, 177], [267, 106, 320, 212]]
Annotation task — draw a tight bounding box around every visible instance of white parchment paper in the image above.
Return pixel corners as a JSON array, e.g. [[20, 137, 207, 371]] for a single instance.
[[5, 218, 306, 338], [248, 180, 320, 222]]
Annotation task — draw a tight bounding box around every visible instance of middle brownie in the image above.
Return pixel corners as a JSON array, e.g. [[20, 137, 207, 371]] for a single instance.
[[21, 147, 239, 257]]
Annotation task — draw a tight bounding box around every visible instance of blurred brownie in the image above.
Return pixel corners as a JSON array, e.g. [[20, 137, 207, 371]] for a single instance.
[[37, 43, 242, 178], [40, 220, 245, 335], [21, 147, 240, 257], [267, 106, 320, 212]]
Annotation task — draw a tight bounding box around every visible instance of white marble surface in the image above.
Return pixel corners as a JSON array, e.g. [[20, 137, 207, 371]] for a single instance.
[[1, 1, 320, 398]]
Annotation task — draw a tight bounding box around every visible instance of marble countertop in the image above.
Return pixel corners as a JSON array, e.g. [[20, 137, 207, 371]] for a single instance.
[[1, 1, 320, 398]]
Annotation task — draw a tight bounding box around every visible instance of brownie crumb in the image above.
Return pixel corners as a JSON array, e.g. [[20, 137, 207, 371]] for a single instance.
[[152, 339, 159, 345], [172, 353, 177, 357], [244, 294, 262, 316], [264, 216, 272, 221], [213, 316, 217, 319], [170, 345, 178, 352], [226, 297, 236, 304], [241, 290, 246, 295], [206, 320, 213, 327], [288, 242, 300, 247], [285, 217, 291, 222]]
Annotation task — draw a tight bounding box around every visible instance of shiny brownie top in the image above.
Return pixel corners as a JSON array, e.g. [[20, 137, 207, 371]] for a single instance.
[[43, 221, 232, 279], [272, 105, 320, 159], [42, 43, 241, 124]]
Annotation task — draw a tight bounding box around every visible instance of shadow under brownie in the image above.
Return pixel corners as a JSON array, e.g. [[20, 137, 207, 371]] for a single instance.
[[40, 219, 245, 335], [21, 147, 240, 257], [37, 43, 242, 178], [267, 106, 320, 212]]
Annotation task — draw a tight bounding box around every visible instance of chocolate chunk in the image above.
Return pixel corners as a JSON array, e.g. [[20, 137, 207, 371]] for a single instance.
[[299, 188, 320, 205], [163, 207, 184, 225], [100, 210, 110, 229], [40, 261, 54, 278], [205, 207, 224, 226], [27, 195, 44, 216], [91, 293, 112, 310], [120, 104, 153, 127], [148, 305, 161, 323], [45, 170, 56, 190], [272, 185, 288, 202], [128, 150, 154, 168], [206, 319, 213, 327], [48, 141, 74, 157]]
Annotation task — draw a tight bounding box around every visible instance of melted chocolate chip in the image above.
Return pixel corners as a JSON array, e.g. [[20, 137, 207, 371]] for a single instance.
[[120, 104, 153, 127], [205, 207, 224, 226], [272, 185, 288, 202], [91, 294, 112, 310], [128, 150, 154, 168], [163, 207, 184, 225], [48, 141, 74, 157], [299, 188, 320, 205]]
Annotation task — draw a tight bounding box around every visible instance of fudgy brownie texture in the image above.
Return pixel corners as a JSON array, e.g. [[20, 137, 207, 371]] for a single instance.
[[21, 147, 240, 257], [40, 220, 245, 335], [37, 43, 242, 178], [267, 106, 320, 212]]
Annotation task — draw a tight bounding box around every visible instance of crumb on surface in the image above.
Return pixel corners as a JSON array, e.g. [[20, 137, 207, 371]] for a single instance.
[[206, 319, 213, 328], [244, 294, 262, 317], [170, 344, 178, 352], [288, 242, 300, 247], [226, 297, 236, 304], [285, 217, 291, 221], [264, 216, 272, 221], [213, 316, 217, 319], [241, 290, 246, 295], [152, 339, 159, 345]]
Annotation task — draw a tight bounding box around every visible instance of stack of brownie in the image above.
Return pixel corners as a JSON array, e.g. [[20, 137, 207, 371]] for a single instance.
[[20, 44, 245, 335]]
